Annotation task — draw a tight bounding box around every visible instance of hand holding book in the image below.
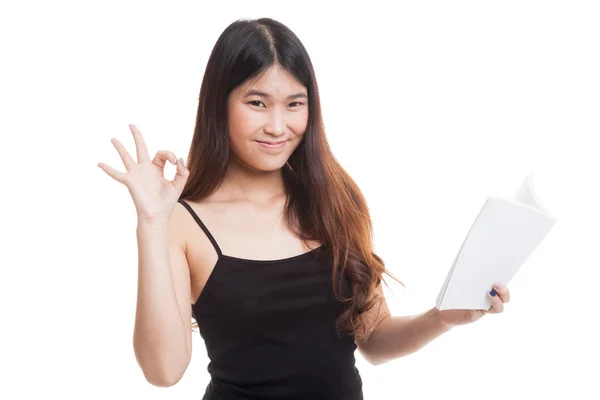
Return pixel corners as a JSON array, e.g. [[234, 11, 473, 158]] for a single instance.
[[434, 282, 511, 328], [435, 173, 556, 311]]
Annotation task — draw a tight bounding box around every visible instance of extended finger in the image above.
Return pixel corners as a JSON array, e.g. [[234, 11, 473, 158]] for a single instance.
[[129, 124, 150, 163], [492, 283, 510, 303], [152, 150, 178, 169], [98, 162, 126, 184], [488, 290, 505, 314], [111, 138, 136, 170]]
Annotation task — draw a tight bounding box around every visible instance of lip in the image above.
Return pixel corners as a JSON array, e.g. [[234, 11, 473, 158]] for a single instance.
[[256, 140, 287, 149]]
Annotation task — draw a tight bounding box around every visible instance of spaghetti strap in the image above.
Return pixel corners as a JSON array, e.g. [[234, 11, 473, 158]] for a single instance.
[[177, 199, 223, 257]]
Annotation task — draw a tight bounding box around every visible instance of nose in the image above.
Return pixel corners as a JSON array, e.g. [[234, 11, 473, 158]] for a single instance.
[[263, 108, 285, 137]]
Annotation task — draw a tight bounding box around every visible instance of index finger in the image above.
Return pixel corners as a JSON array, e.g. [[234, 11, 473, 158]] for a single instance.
[[129, 124, 150, 163]]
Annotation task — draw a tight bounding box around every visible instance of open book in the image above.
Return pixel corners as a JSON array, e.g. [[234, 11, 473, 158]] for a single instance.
[[435, 173, 557, 311]]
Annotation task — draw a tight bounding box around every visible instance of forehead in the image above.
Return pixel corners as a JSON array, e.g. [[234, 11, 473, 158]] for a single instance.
[[239, 65, 306, 95]]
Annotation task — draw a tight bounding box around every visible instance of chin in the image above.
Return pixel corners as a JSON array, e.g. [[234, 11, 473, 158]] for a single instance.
[[250, 158, 288, 173], [230, 148, 292, 173]]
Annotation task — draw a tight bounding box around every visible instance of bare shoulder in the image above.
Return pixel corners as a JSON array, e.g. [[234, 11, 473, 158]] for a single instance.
[[171, 199, 216, 247], [169, 200, 196, 242], [169, 199, 217, 247], [171, 199, 221, 304]]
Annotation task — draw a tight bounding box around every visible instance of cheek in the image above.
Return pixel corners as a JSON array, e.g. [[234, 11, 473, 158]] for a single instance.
[[228, 106, 261, 143], [290, 110, 309, 137]]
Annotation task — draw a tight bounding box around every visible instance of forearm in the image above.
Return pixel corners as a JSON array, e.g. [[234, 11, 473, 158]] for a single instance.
[[363, 307, 451, 365], [133, 220, 188, 384]]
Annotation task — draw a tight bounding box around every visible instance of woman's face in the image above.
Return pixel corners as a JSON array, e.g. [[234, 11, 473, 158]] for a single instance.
[[227, 64, 309, 172]]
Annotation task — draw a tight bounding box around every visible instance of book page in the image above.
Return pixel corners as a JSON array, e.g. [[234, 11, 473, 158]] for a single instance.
[[513, 173, 551, 214], [436, 175, 557, 311]]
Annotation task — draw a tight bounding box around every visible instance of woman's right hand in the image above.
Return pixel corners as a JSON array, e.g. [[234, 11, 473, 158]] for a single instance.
[[98, 124, 189, 223]]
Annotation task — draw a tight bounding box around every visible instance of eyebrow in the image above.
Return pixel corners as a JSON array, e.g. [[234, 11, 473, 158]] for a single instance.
[[244, 89, 308, 100]]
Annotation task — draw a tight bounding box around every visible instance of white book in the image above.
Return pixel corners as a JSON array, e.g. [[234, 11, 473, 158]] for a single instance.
[[435, 173, 557, 311]]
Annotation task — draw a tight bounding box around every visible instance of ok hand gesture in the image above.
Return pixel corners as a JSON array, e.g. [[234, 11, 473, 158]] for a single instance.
[[98, 124, 189, 223]]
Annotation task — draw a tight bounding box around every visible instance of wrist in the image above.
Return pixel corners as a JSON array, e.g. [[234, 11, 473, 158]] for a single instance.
[[137, 215, 169, 231]]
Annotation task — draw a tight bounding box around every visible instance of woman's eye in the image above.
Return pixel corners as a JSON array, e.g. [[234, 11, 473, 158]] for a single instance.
[[248, 100, 304, 108]]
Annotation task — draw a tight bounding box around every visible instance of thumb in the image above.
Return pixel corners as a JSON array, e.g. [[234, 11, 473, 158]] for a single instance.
[[172, 157, 189, 191]]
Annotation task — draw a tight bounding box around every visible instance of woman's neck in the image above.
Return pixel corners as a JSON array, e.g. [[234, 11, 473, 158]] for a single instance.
[[219, 161, 287, 203]]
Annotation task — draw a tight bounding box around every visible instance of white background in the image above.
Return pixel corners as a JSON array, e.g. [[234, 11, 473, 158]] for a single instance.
[[2, 1, 599, 398]]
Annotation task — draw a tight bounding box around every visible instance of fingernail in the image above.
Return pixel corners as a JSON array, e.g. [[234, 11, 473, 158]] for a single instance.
[[490, 289, 497, 297]]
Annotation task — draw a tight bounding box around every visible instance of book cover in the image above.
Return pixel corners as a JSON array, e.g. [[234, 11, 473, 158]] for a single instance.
[[435, 173, 557, 311]]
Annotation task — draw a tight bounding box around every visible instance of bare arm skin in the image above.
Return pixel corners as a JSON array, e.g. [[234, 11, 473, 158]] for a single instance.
[[133, 209, 193, 386], [355, 284, 450, 365], [356, 282, 510, 365]]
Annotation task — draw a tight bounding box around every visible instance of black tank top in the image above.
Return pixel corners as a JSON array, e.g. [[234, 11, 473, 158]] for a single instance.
[[178, 199, 363, 400]]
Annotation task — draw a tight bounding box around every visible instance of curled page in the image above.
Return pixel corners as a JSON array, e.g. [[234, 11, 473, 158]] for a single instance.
[[435, 173, 557, 311]]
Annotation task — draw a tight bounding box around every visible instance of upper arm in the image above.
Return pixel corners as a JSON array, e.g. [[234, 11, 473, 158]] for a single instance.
[[167, 205, 193, 362], [355, 281, 391, 358]]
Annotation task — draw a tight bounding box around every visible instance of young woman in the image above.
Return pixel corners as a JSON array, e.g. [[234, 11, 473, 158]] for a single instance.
[[98, 17, 510, 400]]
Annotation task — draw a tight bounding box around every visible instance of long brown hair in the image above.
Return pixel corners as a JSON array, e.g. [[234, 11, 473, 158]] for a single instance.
[[181, 18, 402, 339]]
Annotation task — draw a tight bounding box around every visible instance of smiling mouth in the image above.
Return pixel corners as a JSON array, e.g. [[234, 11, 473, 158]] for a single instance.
[[257, 140, 286, 144], [256, 140, 287, 149]]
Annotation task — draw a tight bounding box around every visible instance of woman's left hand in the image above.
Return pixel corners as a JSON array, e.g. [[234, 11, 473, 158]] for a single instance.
[[436, 283, 510, 328]]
